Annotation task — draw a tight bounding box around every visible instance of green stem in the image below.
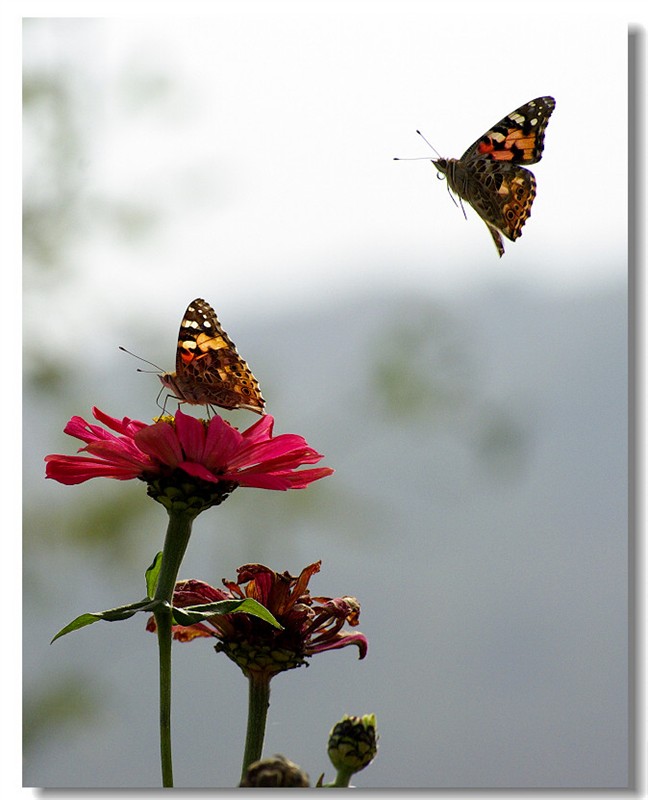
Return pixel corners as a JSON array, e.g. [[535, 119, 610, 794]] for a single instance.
[[240, 672, 271, 782], [331, 767, 354, 788], [154, 509, 195, 603], [155, 607, 174, 788], [153, 508, 196, 788]]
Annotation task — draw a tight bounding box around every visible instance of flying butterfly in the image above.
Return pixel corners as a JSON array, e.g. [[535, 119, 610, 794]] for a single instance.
[[158, 298, 265, 414], [396, 96, 555, 256]]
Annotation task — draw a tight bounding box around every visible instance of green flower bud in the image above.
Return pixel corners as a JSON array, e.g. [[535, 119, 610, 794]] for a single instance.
[[327, 713, 378, 774]]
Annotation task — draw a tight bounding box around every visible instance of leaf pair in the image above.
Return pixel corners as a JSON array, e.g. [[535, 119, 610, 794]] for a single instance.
[[51, 552, 281, 644]]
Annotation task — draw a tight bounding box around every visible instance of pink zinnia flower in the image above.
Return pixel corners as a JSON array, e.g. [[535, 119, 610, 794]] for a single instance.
[[147, 561, 367, 677], [45, 408, 333, 507]]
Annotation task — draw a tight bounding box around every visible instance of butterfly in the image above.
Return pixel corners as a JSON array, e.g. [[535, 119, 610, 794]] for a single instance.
[[158, 298, 265, 414], [413, 96, 555, 256]]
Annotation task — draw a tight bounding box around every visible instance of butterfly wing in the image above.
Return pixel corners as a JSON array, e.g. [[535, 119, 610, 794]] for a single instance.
[[460, 96, 556, 166], [484, 223, 506, 259], [167, 298, 265, 413], [462, 159, 537, 248]]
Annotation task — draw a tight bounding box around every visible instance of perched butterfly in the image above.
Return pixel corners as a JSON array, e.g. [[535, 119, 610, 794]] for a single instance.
[[159, 298, 265, 414], [401, 96, 555, 256]]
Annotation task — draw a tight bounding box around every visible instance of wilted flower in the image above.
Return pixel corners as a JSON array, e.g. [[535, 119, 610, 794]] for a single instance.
[[45, 407, 333, 512], [147, 561, 367, 677], [149, 563, 368, 780]]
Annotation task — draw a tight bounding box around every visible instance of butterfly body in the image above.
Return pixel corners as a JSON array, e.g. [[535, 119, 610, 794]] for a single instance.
[[159, 298, 265, 414], [432, 96, 555, 256]]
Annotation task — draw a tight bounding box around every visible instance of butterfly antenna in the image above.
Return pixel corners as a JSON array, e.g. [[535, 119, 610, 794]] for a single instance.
[[393, 155, 436, 161], [415, 130, 443, 159], [119, 346, 164, 374], [393, 130, 443, 162]]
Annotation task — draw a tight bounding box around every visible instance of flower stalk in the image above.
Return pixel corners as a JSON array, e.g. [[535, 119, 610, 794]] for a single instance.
[[153, 508, 197, 604], [155, 606, 174, 787], [330, 764, 356, 788], [241, 672, 272, 781], [153, 507, 197, 788]]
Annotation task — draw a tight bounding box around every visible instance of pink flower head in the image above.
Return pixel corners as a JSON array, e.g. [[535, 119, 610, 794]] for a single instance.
[[45, 408, 333, 505], [147, 561, 367, 678]]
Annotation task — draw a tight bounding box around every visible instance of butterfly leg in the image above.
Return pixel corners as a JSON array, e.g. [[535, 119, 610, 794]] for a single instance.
[[155, 386, 178, 417], [155, 385, 167, 412], [445, 183, 468, 219]]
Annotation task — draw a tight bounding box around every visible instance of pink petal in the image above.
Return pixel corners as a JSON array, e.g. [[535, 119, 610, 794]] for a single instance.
[[227, 466, 334, 490], [203, 415, 245, 469], [63, 408, 149, 446], [279, 466, 335, 487], [83, 440, 153, 471], [227, 436, 317, 470], [44, 455, 143, 484], [240, 414, 275, 444], [225, 472, 296, 490], [174, 409, 207, 462], [63, 416, 119, 445], [234, 448, 324, 475], [176, 460, 221, 484], [91, 407, 149, 437], [135, 421, 183, 466]]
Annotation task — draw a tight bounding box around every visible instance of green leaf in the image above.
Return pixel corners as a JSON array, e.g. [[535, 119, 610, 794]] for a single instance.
[[145, 551, 163, 598], [51, 598, 157, 644], [51, 613, 106, 643], [171, 598, 282, 629]]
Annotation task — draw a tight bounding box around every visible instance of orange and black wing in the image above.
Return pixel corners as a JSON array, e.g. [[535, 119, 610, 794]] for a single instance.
[[172, 298, 265, 413], [460, 96, 555, 166]]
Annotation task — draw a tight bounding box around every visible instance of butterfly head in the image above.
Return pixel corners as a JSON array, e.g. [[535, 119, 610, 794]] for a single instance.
[[158, 371, 182, 398], [432, 157, 464, 191]]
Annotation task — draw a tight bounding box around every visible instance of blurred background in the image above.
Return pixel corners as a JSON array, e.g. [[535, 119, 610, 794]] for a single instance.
[[23, 7, 629, 789]]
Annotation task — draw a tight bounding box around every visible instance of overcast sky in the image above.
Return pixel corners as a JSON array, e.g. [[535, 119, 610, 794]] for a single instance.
[[20, 3, 632, 340]]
